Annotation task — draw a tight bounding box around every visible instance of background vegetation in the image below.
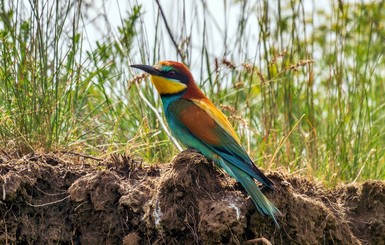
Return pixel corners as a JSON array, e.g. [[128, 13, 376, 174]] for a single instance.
[[1, 0, 384, 184]]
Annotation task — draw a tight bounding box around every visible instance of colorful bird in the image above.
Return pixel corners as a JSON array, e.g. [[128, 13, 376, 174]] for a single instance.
[[131, 61, 281, 226]]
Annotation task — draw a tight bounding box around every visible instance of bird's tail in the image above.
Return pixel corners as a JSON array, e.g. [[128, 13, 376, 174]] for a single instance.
[[226, 163, 281, 227]]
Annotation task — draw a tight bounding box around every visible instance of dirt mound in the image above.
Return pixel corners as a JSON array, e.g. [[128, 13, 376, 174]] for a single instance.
[[0, 150, 384, 244]]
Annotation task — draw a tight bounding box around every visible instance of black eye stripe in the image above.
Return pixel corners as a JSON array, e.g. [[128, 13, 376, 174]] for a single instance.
[[161, 70, 189, 84]]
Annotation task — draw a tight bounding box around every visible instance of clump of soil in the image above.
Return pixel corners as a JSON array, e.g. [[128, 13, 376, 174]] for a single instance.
[[0, 150, 384, 244]]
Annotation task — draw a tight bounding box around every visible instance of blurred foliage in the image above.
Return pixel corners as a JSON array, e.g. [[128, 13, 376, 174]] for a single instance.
[[0, 0, 384, 183]]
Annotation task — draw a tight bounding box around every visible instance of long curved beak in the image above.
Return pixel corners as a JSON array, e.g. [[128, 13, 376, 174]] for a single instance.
[[130, 64, 160, 76]]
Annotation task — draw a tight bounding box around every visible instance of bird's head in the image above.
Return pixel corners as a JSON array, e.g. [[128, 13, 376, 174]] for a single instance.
[[131, 61, 194, 96]]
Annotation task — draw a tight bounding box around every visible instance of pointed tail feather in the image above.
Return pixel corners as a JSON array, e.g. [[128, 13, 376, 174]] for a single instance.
[[219, 153, 274, 188], [225, 162, 281, 227]]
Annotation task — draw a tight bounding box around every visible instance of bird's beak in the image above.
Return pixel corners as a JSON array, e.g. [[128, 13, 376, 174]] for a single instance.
[[130, 64, 160, 76]]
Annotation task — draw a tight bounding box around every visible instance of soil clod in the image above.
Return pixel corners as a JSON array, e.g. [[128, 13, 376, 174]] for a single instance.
[[0, 150, 384, 244]]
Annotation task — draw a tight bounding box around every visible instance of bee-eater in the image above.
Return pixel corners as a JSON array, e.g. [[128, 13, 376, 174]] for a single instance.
[[131, 61, 281, 226]]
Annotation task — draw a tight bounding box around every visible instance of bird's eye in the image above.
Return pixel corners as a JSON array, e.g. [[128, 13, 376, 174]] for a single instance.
[[168, 70, 176, 76]]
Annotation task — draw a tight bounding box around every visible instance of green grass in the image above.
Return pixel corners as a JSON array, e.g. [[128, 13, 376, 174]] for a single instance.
[[0, 0, 384, 184]]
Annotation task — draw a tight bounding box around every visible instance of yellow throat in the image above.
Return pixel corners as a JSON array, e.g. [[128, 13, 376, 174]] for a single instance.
[[150, 75, 187, 95]]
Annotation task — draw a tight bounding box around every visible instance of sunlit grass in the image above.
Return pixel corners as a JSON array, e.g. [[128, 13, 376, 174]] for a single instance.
[[0, 0, 384, 184]]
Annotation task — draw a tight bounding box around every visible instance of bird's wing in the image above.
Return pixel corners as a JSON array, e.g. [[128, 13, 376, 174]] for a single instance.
[[191, 98, 242, 145], [168, 98, 273, 188]]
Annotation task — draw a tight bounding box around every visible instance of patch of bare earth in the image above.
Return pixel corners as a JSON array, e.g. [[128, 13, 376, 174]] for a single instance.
[[0, 149, 384, 244]]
